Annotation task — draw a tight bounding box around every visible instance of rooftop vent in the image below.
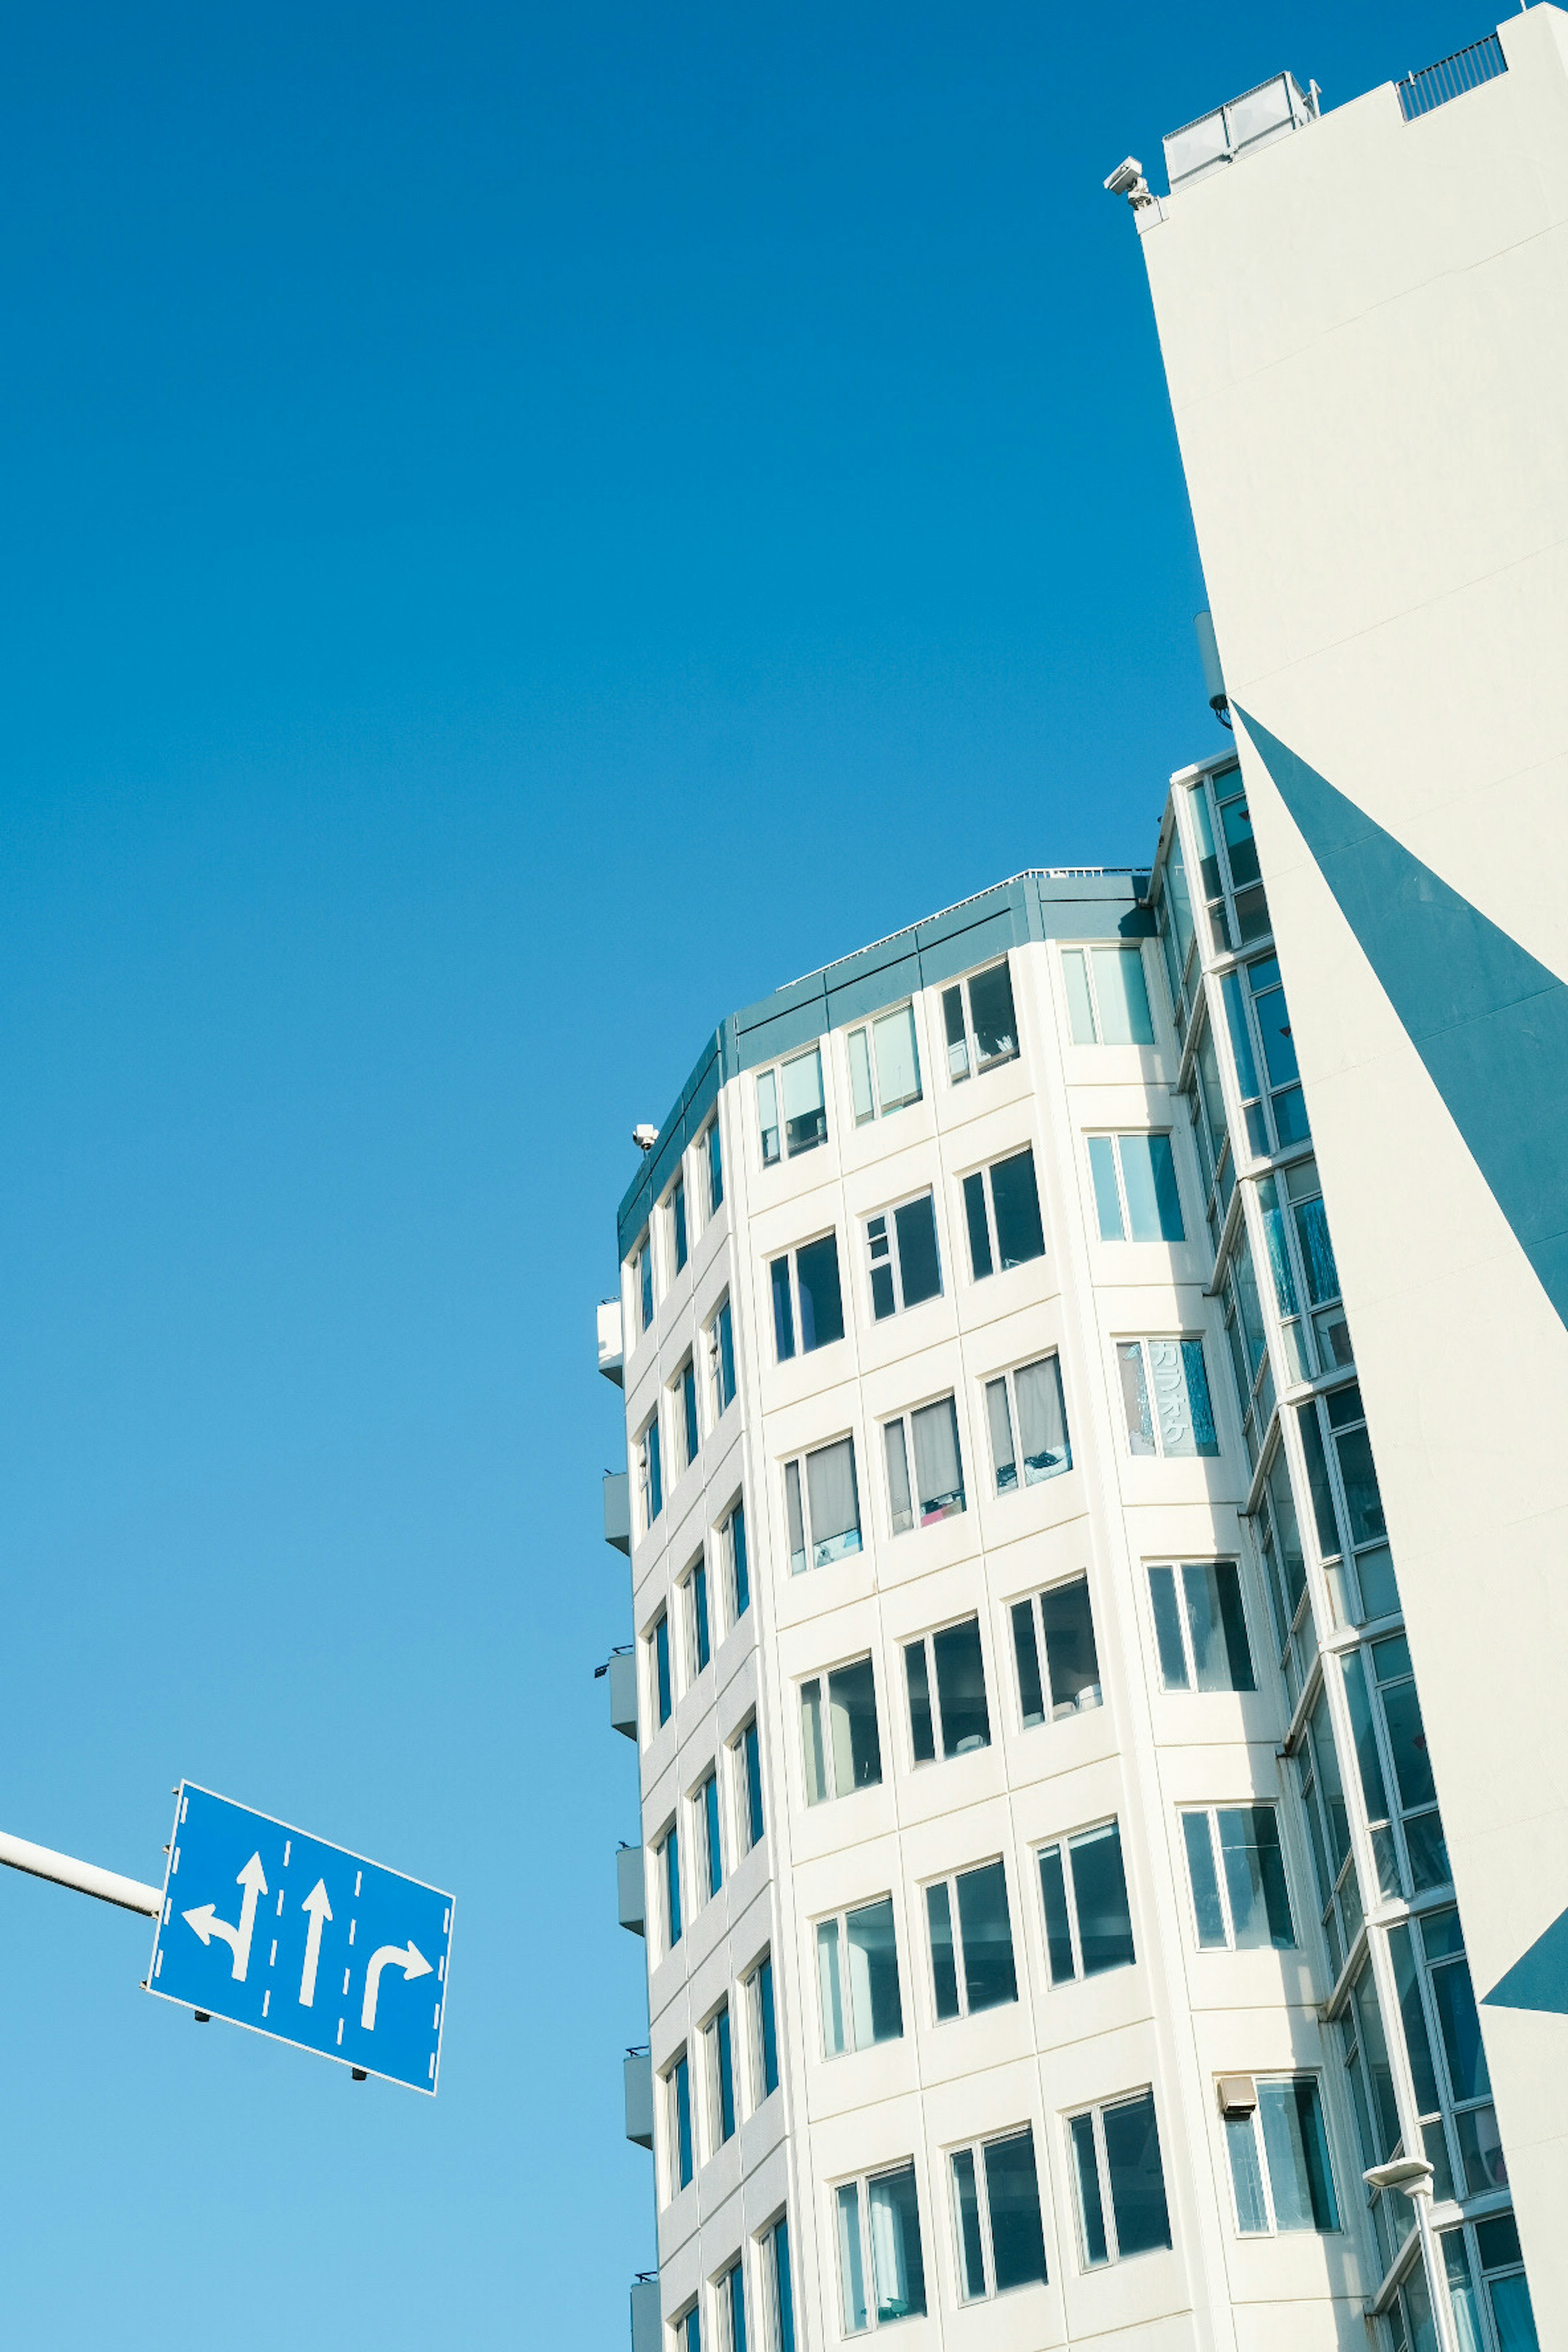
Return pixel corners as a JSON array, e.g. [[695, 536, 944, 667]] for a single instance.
[[1164, 71, 1318, 192]]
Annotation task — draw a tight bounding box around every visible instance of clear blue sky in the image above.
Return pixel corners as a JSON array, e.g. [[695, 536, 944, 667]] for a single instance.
[[0, 1, 1492, 2342]]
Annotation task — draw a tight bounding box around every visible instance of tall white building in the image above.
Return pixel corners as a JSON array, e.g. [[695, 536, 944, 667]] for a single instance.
[[599, 768, 1537, 2346]]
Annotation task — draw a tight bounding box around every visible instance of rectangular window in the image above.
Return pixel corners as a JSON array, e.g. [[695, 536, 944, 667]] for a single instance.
[[1220, 1229, 1273, 1470], [1258, 1156, 1352, 1383], [951, 2128, 1048, 2300], [1148, 1562, 1255, 1692], [762, 2215, 794, 2352], [848, 1003, 922, 1125], [1295, 1682, 1362, 1982], [1226, 2077, 1339, 2234], [634, 1233, 655, 1334], [724, 1498, 749, 1623], [962, 1146, 1045, 1277], [756, 1045, 826, 1166], [1068, 2091, 1171, 2266], [835, 2163, 927, 2331], [668, 2048, 694, 2191], [1038, 1821, 1135, 1982], [1182, 1805, 1295, 1949], [926, 1859, 1017, 2019], [679, 2306, 701, 2352], [1087, 1133, 1185, 1242], [784, 1436, 861, 1572], [706, 1116, 724, 1216], [675, 1356, 700, 1474], [1343, 1636, 1448, 1899], [706, 2002, 737, 2149], [1222, 953, 1309, 1158], [884, 1394, 965, 1532], [770, 1231, 845, 1360], [1011, 1575, 1101, 1724], [651, 1609, 673, 1728], [639, 1412, 664, 1528], [865, 1190, 942, 1319], [695, 1769, 722, 1902], [670, 1175, 688, 1275], [659, 1823, 682, 1951], [747, 1953, 778, 2103], [683, 1555, 711, 1680], [801, 1656, 882, 1803], [717, 2259, 745, 2352], [1117, 1337, 1219, 1458], [709, 1295, 737, 1418], [1062, 946, 1154, 1046], [733, 1715, 765, 1854], [985, 1354, 1071, 1491], [941, 958, 1019, 1082], [1300, 1382, 1401, 1628], [817, 1895, 903, 2056], [903, 1616, 990, 1763]]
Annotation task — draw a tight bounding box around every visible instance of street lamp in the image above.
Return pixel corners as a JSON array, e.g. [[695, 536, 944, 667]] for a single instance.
[[1363, 2158, 1460, 2352]]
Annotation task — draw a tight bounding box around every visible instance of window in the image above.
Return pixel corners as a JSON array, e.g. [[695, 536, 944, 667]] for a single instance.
[[1068, 2091, 1171, 2267], [705, 1116, 724, 1217], [670, 1175, 688, 1275], [1226, 2077, 1339, 2234], [784, 1436, 861, 1572], [865, 1191, 942, 1318], [985, 1354, 1071, 1490], [904, 1617, 989, 1763], [951, 2128, 1048, 2300], [633, 1233, 655, 1334], [884, 1395, 965, 1532], [1182, 1805, 1295, 1949], [1062, 945, 1154, 1046], [1154, 818, 1198, 1034], [639, 1411, 664, 1529], [1255, 1437, 1314, 1708], [667, 2048, 694, 2192], [746, 1953, 778, 2103], [757, 1045, 826, 1166], [962, 1147, 1045, 1277], [942, 958, 1018, 1081], [848, 1003, 922, 1125], [1380, 1906, 1502, 2207], [1219, 1229, 1274, 1469], [716, 2259, 746, 2352], [709, 1295, 737, 1418], [1088, 1133, 1184, 1243], [706, 2003, 737, 2149], [658, 1823, 682, 1951], [1011, 1575, 1101, 1723], [835, 2163, 927, 2330], [675, 1356, 700, 1474], [760, 2216, 794, 2352], [926, 1860, 1017, 2019], [1192, 762, 1271, 953], [1295, 1682, 1362, 1981], [1117, 1338, 1219, 1458], [650, 1609, 673, 1728], [801, 1657, 882, 1803], [1298, 1383, 1401, 1629], [1341, 1632, 1447, 1898], [817, 1896, 903, 2056], [1221, 952, 1308, 1156], [1257, 1156, 1352, 1382], [733, 1716, 765, 1853], [683, 1555, 711, 1681], [1148, 1562, 1255, 1692], [722, 1498, 749, 1623], [1439, 2216, 1541, 2352], [770, 1232, 845, 1360], [695, 1768, 722, 1902], [678, 2305, 701, 2352], [1038, 1821, 1134, 1983]]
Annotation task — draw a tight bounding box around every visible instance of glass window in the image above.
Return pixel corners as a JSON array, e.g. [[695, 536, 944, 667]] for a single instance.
[[866, 1190, 942, 1319], [848, 1003, 923, 1125], [951, 2128, 1048, 2299], [724, 1497, 749, 1624], [679, 2305, 701, 2352], [733, 1715, 764, 1854], [817, 1895, 903, 2056], [675, 1356, 700, 1474], [668, 2049, 694, 2191], [706, 2002, 736, 2148], [801, 1656, 882, 1804], [659, 1823, 682, 1950], [763, 2215, 794, 2352], [717, 2262, 746, 2352], [884, 1395, 965, 1532], [1154, 826, 1197, 1031], [685, 1556, 711, 1679], [1255, 1436, 1314, 1706], [926, 1859, 1017, 2019], [634, 1233, 655, 1334], [1226, 2078, 1339, 2234], [1062, 946, 1155, 1046], [748, 1953, 778, 2103], [1038, 1820, 1135, 1982], [757, 1045, 827, 1167], [1296, 1684, 1362, 1980], [651, 1609, 673, 1727], [1117, 1338, 1219, 1458], [670, 1175, 688, 1275], [1011, 1575, 1101, 1725], [1088, 1133, 1185, 1243], [962, 1147, 1046, 1277], [770, 1231, 846, 1361], [1222, 953, 1309, 1156], [941, 958, 1019, 1082], [904, 1616, 990, 1763], [1182, 1805, 1295, 1949], [709, 1295, 737, 1417], [695, 1769, 722, 1902], [705, 1116, 724, 1217], [1069, 2091, 1171, 2266], [639, 1411, 664, 1529], [836, 2163, 927, 2331], [784, 1436, 862, 1572], [1148, 1561, 1255, 1691], [985, 1354, 1071, 1491]]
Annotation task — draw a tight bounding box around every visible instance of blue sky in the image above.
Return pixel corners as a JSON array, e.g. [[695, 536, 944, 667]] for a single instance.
[[0, 1, 1497, 2341]]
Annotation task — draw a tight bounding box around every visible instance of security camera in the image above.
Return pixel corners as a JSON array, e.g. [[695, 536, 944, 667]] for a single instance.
[[633, 1123, 659, 1152], [1103, 156, 1145, 196]]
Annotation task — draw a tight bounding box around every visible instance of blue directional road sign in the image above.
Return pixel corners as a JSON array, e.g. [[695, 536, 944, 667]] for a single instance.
[[146, 1783, 453, 2094]]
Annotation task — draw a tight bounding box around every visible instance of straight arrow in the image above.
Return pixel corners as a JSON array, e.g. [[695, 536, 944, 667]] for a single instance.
[[183, 1853, 268, 1982], [298, 1880, 333, 2007], [360, 1940, 432, 2031]]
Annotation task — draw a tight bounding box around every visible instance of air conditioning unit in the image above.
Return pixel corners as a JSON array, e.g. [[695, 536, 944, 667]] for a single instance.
[[1218, 2074, 1258, 2119]]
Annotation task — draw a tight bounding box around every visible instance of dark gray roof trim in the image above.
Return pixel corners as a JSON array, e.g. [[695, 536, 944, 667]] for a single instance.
[[616, 867, 1152, 1258]]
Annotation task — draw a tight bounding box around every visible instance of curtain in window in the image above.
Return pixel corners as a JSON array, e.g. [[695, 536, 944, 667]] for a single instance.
[[846, 1899, 901, 2044], [873, 1005, 920, 1107], [1091, 948, 1154, 1046], [781, 1048, 826, 1155], [1016, 1356, 1069, 1478], [835, 2186, 867, 2333], [867, 2166, 924, 2321], [911, 1397, 962, 1517], [1258, 2080, 1338, 2231], [807, 1438, 860, 1562], [884, 1421, 914, 1534], [1118, 1343, 1155, 1454]]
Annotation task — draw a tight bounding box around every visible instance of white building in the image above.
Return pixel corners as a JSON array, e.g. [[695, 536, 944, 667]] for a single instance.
[[599, 775, 1535, 2346]]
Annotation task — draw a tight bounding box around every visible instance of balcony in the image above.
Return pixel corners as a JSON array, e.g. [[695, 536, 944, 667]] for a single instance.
[[608, 1648, 637, 1740], [624, 2048, 653, 2148], [617, 1843, 645, 1936], [597, 1298, 624, 1385], [603, 1471, 630, 1555], [1163, 71, 1317, 192]]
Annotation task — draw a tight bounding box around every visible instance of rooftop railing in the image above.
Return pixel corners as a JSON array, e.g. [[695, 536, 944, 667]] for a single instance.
[[1398, 32, 1507, 120], [1163, 71, 1317, 192]]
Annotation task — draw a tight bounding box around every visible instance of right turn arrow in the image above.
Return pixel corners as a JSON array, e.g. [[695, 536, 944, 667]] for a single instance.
[[360, 1940, 433, 2031]]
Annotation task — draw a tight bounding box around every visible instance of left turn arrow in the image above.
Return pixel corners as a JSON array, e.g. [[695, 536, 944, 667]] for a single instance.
[[183, 1853, 268, 1982]]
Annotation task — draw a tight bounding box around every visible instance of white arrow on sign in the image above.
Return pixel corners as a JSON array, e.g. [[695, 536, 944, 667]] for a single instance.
[[360, 1940, 432, 2031], [183, 1853, 268, 1982], [297, 1880, 333, 2007]]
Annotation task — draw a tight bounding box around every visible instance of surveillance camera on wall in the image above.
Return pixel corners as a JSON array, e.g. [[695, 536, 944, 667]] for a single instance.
[[1103, 157, 1145, 197], [632, 1123, 659, 1152]]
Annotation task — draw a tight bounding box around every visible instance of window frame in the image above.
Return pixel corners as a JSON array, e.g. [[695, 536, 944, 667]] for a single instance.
[[1061, 943, 1155, 1048], [882, 1392, 967, 1536], [755, 1043, 827, 1169], [744, 1950, 778, 2107], [759, 2212, 794, 2352], [960, 1145, 1046, 1280], [1066, 2088, 1171, 2269], [693, 1765, 723, 1906], [799, 1653, 882, 1806], [782, 1434, 862, 1574], [731, 1713, 765, 1855], [1115, 1334, 1220, 1460], [948, 2125, 1049, 2302], [714, 2255, 746, 2352], [983, 1351, 1072, 1494], [1147, 1559, 1256, 1693], [649, 1606, 674, 1730], [923, 1856, 1018, 2023], [1224, 2074, 1340, 2237], [668, 1170, 689, 1277], [656, 1818, 682, 1953], [708, 1294, 737, 1420], [845, 1000, 924, 1127], [664, 2045, 695, 2196], [833, 2159, 929, 2332], [637, 1407, 664, 1532], [704, 1999, 737, 2154], [940, 956, 1020, 1085], [1086, 1129, 1185, 1244], [704, 1114, 725, 1220], [1036, 1817, 1135, 1985], [681, 1551, 712, 1684], [1180, 1802, 1297, 1953], [769, 1227, 846, 1363], [720, 1495, 750, 1627], [815, 1891, 904, 2058], [1009, 1573, 1102, 1726], [863, 1187, 943, 1321], [902, 1613, 991, 1766], [672, 1353, 701, 1478], [630, 1227, 656, 1338]]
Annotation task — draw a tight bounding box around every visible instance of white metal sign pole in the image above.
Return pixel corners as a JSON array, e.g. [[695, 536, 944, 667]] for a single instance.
[[0, 1829, 162, 1917]]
